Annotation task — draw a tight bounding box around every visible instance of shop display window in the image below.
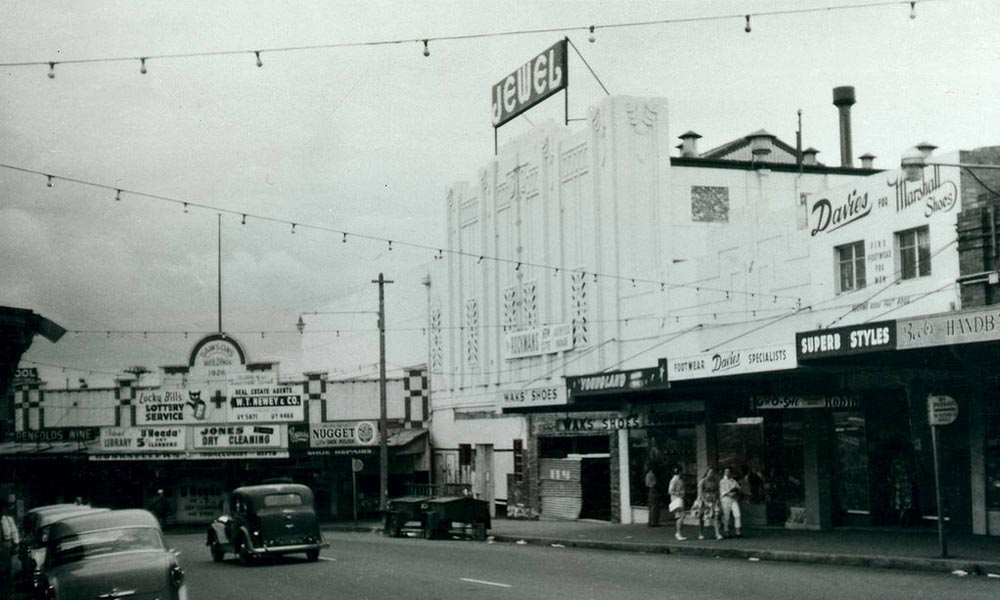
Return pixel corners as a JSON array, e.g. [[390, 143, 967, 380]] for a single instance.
[[833, 411, 871, 517], [627, 428, 696, 507], [715, 420, 767, 504], [986, 402, 1000, 510]]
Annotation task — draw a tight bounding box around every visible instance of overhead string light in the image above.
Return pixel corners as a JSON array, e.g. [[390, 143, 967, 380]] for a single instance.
[[255, 51, 263, 67], [744, 15, 752, 33], [588, 26, 596, 43], [422, 40, 430, 57], [241, 213, 246, 225], [47, 62, 55, 79], [909, 1, 917, 18], [115, 189, 121, 202], [139, 58, 147, 74], [46, 175, 53, 187], [291, 223, 296, 234]]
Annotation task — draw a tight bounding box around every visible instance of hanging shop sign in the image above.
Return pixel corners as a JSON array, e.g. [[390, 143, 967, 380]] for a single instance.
[[98, 426, 185, 452], [567, 365, 667, 398], [228, 383, 304, 422], [491, 38, 568, 127], [12, 427, 98, 443], [751, 395, 861, 410], [193, 424, 286, 450], [897, 306, 1000, 350], [500, 384, 567, 409], [796, 321, 895, 360], [136, 386, 227, 425], [504, 323, 574, 359], [309, 421, 380, 448], [669, 344, 795, 381]]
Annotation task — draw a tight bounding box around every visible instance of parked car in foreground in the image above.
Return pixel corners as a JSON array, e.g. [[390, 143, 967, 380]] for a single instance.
[[40, 509, 187, 600], [206, 482, 327, 565], [19, 505, 108, 592]]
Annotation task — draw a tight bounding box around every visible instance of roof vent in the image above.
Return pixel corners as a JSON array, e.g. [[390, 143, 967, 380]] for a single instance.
[[859, 153, 876, 169], [802, 147, 820, 166], [916, 141, 938, 158], [746, 129, 776, 159], [679, 131, 702, 157]]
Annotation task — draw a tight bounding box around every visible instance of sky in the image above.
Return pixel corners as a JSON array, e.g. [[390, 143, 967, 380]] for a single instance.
[[2, 0, 998, 388]]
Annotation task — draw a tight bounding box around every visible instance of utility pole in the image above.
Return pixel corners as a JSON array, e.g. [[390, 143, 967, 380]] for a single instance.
[[372, 273, 394, 511], [217, 213, 223, 332]]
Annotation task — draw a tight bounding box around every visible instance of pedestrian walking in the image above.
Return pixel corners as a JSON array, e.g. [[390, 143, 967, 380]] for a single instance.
[[695, 468, 723, 540], [667, 464, 688, 541], [0, 498, 20, 597], [720, 467, 743, 538], [645, 446, 663, 527]]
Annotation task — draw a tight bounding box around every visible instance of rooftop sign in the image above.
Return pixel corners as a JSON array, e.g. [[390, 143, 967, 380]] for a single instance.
[[491, 39, 567, 128]]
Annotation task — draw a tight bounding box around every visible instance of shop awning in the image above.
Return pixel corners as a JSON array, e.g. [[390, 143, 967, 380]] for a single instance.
[[0, 441, 91, 456], [386, 428, 428, 456]]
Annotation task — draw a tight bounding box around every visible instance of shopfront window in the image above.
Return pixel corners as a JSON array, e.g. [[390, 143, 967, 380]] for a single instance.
[[986, 400, 1000, 509], [715, 419, 767, 504], [628, 428, 696, 507], [832, 411, 870, 519]]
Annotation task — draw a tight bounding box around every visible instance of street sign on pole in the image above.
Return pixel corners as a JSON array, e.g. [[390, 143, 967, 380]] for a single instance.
[[352, 458, 363, 472], [927, 394, 958, 426], [927, 394, 957, 558]]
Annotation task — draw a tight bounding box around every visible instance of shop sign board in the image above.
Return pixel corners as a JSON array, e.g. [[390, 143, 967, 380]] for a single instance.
[[187, 450, 289, 460], [89, 452, 188, 461], [173, 479, 227, 524], [567, 365, 667, 398], [98, 426, 185, 452], [533, 405, 704, 435], [669, 344, 795, 381], [309, 421, 379, 448], [188, 334, 246, 379], [229, 383, 304, 422], [796, 321, 895, 360], [136, 386, 227, 425], [897, 306, 1000, 350], [504, 323, 573, 359], [491, 39, 568, 127], [500, 384, 566, 409], [193, 424, 286, 449], [751, 395, 861, 410], [12, 427, 98, 443], [13, 367, 39, 381], [927, 395, 958, 426]]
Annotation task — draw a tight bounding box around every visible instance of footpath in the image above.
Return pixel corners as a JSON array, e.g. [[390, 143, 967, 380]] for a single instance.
[[325, 518, 1000, 577]]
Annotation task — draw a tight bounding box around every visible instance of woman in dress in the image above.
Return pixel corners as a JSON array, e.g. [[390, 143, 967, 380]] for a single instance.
[[667, 464, 688, 541], [696, 468, 723, 540]]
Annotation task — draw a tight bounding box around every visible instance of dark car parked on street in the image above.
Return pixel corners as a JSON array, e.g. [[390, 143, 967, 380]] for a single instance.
[[19, 505, 108, 593], [206, 483, 327, 565], [39, 509, 187, 600]]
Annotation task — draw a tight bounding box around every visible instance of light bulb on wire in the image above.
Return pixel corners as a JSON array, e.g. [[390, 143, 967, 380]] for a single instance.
[[744, 15, 752, 33], [909, 2, 917, 19], [47, 62, 55, 79], [139, 58, 147, 74], [115, 189, 121, 202], [255, 51, 263, 67], [588, 26, 596, 43], [422, 40, 430, 57]]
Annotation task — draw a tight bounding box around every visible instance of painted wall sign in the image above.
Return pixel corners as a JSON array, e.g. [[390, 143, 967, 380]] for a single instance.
[[491, 39, 568, 127], [751, 395, 862, 410], [567, 366, 667, 397], [500, 384, 567, 409], [193, 424, 286, 449], [668, 344, 795, 381], [309, 421, 379, 448], [98, 427, 185, 452], [173, 479, 227, 524], [504, 323, 573, 359], [796, 321, 896, 359], [12, 427, 98, 443], [810, 188, 873, 236], [136, 386, 226, 425], [228, 384, 304, 422], [897, 306, 1000, 350], [13, 367, 39, 381]]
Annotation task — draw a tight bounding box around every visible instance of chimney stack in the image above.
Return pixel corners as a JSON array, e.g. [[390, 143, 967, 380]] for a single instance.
[[832, 86, 856, 168], [679, 131, 702, 157]]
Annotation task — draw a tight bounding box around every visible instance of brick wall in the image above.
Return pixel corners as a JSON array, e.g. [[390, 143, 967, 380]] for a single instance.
[[955, 147, 1000, 307]]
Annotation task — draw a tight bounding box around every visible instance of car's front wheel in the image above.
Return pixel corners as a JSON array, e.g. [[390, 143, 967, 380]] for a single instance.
[[237, 537, 254, 566], [209, 537, 225, 563], [305, 549, 320, 562]]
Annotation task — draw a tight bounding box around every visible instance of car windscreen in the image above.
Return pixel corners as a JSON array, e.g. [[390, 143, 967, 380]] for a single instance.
[[262, 493, 303, 508], [50, 527, 164, 566]]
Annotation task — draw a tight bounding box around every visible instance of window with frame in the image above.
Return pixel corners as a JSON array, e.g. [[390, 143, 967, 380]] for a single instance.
[[895, 226, 931, 280], [836, 240, 866, 293]]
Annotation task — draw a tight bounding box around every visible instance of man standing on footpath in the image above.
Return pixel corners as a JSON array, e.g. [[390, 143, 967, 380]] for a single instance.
[[0, 497, 20, 598]]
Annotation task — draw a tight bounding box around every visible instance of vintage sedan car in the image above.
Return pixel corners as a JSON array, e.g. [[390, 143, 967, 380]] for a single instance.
[[40, 509, 187, 600], [20, 505, 108, 591], [206, 482, 327, 565]]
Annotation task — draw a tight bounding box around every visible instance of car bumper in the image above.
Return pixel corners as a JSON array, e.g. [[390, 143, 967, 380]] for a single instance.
[[249, 541, 330, 555]]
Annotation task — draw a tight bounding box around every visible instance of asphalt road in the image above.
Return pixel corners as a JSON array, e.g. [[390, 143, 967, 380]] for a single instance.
[[168, 531, 998, 600]]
